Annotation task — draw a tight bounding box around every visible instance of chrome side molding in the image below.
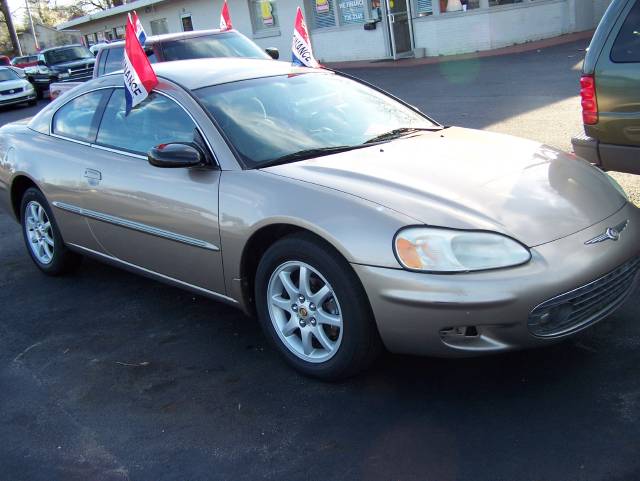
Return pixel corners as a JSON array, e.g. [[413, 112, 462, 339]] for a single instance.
[[52, 201, 220, 252]]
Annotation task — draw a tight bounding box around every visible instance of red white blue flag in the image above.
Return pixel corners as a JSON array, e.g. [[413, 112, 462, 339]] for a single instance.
[[291, 7, 319, 68], [129, 11, 147, 46], [123, 13, 157, 115], [220, 0, 233, 31]]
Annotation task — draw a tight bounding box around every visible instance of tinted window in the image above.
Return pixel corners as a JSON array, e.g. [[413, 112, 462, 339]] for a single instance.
[[97, 49, 108, 76], [45, 46, 93, 65], [0, 69, 19, 81], [195, 73, 435, 167], [96, 89, 197, 155], [52, 90, 109, 142], [161, 32, 269, 61], [611, 0, 640, 62], [104, 47, 124, 75]]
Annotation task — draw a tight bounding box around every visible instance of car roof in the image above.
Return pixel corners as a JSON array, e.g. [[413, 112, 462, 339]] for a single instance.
[[99, 28, 237, 51], [106, 58, 329, 90], [40, 44, 86, 54]]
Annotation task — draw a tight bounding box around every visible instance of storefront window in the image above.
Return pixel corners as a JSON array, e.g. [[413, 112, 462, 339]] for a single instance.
[[113, 26, 125, 40], [416, 0, 434, 16], [150, 18, 169, 35], [311, 0, 338, 29], [338, 0, 366, 24], [489, 0, 524, 5], [440, 0, 479, 12], [181, 14, 194, 31], [250, 0, 280, 32]]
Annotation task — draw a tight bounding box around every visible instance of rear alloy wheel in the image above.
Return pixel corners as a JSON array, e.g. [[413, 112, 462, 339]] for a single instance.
[[24, 200, 55, 265], [255, 233, 381, 380], [20, 187, 82, 275]]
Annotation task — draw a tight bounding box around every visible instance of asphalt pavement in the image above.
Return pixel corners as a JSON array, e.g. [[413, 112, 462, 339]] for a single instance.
[[1, 41, 639, 481]]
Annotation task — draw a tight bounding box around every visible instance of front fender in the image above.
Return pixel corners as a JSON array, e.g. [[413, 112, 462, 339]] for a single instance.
[[219, 169, 415, 306]]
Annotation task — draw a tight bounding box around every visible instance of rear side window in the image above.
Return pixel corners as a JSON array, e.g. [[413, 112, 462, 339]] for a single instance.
[[52, 90, 110, 142], [104, 47, 124, 75], [160, 32, 268, 61], [611, 0, 640, 63], [96, 89, 197, 155]]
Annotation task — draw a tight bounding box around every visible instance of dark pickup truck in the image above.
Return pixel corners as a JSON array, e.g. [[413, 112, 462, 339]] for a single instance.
[[28, 45, 95, 99], [49, 29, 278, 100]]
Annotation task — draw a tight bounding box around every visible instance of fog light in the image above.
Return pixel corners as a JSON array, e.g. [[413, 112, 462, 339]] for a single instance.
[[529, 303, 574, 334]]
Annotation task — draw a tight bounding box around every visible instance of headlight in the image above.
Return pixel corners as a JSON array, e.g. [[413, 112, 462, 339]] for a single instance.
[[36, 65, 51, 75], [394, 227, 531, 273]]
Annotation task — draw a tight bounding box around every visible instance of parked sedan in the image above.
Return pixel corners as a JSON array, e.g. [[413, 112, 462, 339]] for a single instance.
[[0, 59, 638, 379], [0, 66, 37, 108]]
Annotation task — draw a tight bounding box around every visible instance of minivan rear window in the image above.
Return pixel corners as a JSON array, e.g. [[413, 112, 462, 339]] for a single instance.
[[611, 0, 640, 63]]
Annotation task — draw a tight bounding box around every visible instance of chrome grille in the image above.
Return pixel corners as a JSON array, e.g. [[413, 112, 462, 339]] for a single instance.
[[0, 87, 23, 95], [528, 256, 640, 337], [62, 64, 94, 82]]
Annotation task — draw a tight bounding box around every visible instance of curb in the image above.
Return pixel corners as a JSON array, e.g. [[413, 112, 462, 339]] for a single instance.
[[325, 29, 595, 70]]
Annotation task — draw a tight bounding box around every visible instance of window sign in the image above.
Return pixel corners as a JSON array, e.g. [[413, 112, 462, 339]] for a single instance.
[[312, 0, 337, 28], [316, 0, 330, 13], [338, 0, 365, 24], [261, 0, 274, 25]]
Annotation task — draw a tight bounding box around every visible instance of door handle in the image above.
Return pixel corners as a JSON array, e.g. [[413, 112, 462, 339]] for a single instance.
[[84, 169, 102, 185]]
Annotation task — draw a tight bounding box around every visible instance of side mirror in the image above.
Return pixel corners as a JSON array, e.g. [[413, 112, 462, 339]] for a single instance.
[[148, 143, 205, 168], [37, 60, 46, 66], [265, 47, 279, 60]]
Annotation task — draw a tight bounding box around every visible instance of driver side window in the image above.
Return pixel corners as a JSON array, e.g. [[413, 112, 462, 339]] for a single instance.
[[96, 89, 198, 155]]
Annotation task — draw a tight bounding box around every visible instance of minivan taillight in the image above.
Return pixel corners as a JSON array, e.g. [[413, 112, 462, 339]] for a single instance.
[[580, 75, 598, 125]]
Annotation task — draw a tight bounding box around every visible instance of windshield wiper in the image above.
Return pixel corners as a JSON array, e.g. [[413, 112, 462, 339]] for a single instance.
[[257, 145, 365, 168], [363, 127, 442, 144]]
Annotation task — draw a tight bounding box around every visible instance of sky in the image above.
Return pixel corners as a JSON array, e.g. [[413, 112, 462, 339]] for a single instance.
[[8, 0, 75, 23]]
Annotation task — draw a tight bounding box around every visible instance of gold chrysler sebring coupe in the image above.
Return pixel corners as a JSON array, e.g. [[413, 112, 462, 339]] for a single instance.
[[0, 59, 638, 379]]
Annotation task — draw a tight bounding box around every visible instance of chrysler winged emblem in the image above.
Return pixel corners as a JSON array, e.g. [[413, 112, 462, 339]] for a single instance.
[[585, 220, 629, 245]]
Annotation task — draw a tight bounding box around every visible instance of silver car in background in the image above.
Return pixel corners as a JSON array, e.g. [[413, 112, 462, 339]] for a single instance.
[[0, 67, 37, 108], [0, 58, 638, 379]]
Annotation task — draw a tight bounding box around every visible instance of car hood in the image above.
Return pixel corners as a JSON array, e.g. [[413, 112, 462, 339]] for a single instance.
[[50, 58, 95, 71], [0, 79, 28, 90], [263, 127, 626, 247]]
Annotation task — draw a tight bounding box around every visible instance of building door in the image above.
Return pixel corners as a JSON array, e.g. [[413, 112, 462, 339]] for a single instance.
[[386, 0, 414, 59]]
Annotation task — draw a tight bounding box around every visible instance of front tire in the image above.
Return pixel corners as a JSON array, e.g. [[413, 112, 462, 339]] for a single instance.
[[20, 187, 82, 276], [255, 233, 381, 380]]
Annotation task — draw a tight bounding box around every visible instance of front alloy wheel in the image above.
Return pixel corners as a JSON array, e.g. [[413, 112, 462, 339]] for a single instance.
[[255, 233, 381, 380], [267, 261, 343, 363]]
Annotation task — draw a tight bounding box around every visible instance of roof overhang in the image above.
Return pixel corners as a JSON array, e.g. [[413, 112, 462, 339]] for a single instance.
[[56, 0, 168, 31]]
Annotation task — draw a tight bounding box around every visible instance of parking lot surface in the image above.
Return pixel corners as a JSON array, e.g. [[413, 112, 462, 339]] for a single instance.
[[1, 41, 639, 481]]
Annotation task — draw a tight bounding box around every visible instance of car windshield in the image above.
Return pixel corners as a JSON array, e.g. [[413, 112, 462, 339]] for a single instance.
[[195, 72, 438, 168], [161, 32, 270, 62], [45, 46, 93, 65], [0, 69, 19, 81]]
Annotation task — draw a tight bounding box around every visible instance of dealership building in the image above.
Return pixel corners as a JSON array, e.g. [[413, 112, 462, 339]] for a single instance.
[[57, 0, 612, 62]]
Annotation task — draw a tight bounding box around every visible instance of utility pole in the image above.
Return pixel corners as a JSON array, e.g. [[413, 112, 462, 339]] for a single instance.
[[25, 0, 39, 51], [0, 0, 23, 56]]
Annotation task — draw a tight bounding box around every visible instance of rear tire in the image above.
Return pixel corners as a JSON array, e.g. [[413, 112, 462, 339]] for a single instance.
[[20, 187, 82, 276], [255, 233, 381, 380]]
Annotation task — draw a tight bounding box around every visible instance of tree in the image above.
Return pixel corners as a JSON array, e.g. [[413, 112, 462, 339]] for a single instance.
[[0, 0, 21, 56], [75, 0, 124, 11]]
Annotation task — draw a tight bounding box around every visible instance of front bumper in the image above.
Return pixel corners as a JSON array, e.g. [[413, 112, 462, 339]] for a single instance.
[[0, 91, 37, 106], [354, 202, 640, 357]]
